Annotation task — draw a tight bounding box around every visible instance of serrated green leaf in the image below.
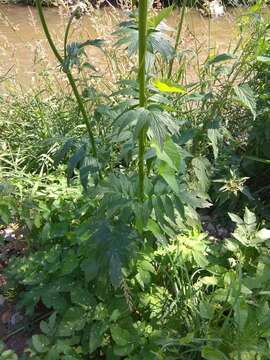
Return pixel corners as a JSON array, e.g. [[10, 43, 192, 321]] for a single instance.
[[148, 6, 173, 28], [234, 84, 256, 119], [192, 157, 211, 192], [228, 212, 244, 224], [244, 207, 256, 225]]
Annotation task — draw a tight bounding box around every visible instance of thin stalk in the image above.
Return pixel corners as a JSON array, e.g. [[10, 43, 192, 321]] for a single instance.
[[64, 13, 75, 59], [35, 0, 63, 63], [138, 0, 148, 202], [167, 0, 187, 79], [35, 0, 98, 159]]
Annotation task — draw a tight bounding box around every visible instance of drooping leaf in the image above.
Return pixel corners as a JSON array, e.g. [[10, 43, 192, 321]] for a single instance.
[[81, 38, 105, 48], [207, 53, 234, 65], [192, 157, 211, 193], [207, 121, 222, 159], [67, 146, 86, 183], [243, 207, 256, 225], [234, 84, 256, 119]]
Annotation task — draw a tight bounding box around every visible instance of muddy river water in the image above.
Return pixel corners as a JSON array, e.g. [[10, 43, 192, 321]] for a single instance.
[[0, 4, 249, 88]]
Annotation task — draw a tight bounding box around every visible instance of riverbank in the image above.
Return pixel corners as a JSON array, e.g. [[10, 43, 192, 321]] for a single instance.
[[0, 3, 241, 89]]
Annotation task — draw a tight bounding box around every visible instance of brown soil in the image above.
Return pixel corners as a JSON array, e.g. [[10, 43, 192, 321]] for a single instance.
[[0, 225, 30, 355]]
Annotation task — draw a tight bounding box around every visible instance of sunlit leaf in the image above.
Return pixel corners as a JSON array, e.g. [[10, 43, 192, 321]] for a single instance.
[[153, 79, 186, 93], [257, 55, 270, 64], [148, 6, 173, 28]]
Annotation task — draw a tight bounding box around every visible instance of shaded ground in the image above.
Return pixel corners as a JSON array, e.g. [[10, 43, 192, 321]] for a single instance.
[[0, 226, 32, 355]]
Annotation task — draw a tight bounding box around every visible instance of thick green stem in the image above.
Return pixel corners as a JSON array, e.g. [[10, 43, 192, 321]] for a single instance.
[[35, 0, 98, 159], [167, 0, 187, 79], [138, 0, 148, 202]]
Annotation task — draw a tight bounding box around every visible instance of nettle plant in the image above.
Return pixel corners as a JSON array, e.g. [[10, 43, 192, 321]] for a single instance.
[[4, 0, 214, 358], [35, 0, 210, 229]]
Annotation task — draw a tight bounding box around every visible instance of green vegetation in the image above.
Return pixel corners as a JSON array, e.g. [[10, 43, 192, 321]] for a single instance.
[[1, 1, 270, 359]]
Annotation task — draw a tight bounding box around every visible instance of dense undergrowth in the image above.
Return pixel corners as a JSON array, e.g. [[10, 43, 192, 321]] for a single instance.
[[0, 1, 270, 359]]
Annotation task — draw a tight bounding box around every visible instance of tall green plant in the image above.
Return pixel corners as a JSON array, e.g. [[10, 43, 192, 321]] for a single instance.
[[138, 0, 148, 202]]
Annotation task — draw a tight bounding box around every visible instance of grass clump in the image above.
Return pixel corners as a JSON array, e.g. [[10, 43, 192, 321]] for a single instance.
[[0, 1, 270, 359]]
